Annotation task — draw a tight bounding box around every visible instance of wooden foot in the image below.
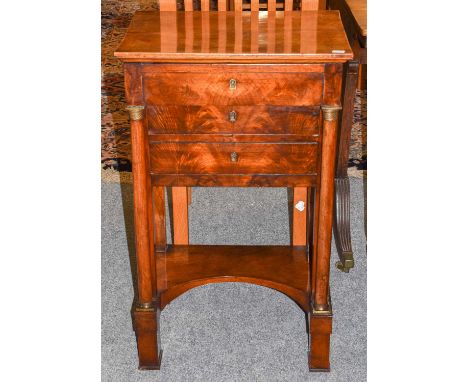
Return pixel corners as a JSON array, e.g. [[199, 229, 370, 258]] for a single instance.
[[132, 303, 162, 370], [333, 177, 354, 272], [308, 304, 332, 372]]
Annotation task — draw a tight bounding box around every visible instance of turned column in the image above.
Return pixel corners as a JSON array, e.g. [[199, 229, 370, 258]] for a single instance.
[[128, 105, 153, 305], [309, 104, 340, 371], [127, 105, 161, 369], [315, 105, 340, 311]]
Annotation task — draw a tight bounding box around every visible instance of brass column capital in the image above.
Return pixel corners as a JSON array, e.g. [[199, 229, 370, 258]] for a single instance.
[[127, 105, 145, 121], [321, 105, 342, 121], [135, 301, 155, 312]]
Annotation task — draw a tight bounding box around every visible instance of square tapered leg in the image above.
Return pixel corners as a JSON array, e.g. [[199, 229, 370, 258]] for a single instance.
[[132, 304, 162, 370], [308, 307, 333, 372]]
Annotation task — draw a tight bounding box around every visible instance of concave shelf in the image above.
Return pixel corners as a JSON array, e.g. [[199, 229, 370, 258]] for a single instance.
[[156, 245, 310, 311]]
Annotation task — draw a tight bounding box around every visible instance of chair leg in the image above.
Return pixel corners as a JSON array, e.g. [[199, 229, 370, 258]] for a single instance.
[[333, 60, 358, 272], [292, 187, 308, 246], [357, 63, 367, 90], [172, 187, 189, 245]]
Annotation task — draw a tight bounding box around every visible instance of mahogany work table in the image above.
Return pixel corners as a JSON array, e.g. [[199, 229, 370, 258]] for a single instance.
[[115, 10, 352, 372]]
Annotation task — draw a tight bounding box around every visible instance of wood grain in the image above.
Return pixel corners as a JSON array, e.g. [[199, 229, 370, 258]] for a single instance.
[[343, 0, 367, 36], [147, 133, 320, 143], [157, 245, 310, 311], [322, 63, 343, 106], [159, 0, 177, 11], [159, 0, 226, 11], [143, 71, 323, 106], [314, 110, 339, 310], [128, 110, 154, 304], [231, 0, 323, 11], [171, 187, 189, 244], [123, 63, 143, 106], [308, 310, 332, 371], [115, 11, 353, 63], [309, 187, 320, 295], [149, 142, 319, 175], [118, 6, 348, 371], [293, 187, 308, 246], [132, 306, 162, 369], [140, 63, 325, 73], [151, 174, 319, 187], [152, 186, 167, 252], [146, 105, 320, 136]]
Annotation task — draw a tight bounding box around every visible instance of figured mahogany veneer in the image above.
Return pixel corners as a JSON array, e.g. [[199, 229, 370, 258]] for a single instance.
[[151, 173, 319, 187], [143, 71, 323, 106], [149, 142, 319, 175], [115, 9, 352, 372], [146, 105, 320, 136]]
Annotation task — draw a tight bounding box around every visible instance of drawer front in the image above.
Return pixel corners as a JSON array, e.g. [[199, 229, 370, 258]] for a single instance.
[[143, 72, 323, 106], [146, 105, 320, 136], [149, 142, 318, 175]]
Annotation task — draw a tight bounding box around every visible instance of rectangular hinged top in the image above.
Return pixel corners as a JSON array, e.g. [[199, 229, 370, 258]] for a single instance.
[[115, 11, 353, 63]]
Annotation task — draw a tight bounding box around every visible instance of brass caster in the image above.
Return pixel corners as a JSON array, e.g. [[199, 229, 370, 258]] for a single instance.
[[336, 260, 351, 273], [335, 251, 354, 273]]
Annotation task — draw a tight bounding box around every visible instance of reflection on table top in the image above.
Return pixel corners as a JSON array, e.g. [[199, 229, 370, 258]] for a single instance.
[[115, 11, 353, 63]]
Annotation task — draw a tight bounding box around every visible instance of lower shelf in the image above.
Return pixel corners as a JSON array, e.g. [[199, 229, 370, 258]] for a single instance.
[[156, 245, 310, 311]]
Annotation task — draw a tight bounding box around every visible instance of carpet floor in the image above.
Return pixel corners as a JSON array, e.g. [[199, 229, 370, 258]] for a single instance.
[[102, 180, 366, 381]]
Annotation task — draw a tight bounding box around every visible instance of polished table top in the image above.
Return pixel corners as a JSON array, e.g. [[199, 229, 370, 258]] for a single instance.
[[115, 11, 353, 63]]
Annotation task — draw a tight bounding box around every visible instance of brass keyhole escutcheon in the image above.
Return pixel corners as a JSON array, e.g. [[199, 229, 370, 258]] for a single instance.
[[229, 110, 237, 123], [229, 78, 237, 90], [230, 152, 238, 162]]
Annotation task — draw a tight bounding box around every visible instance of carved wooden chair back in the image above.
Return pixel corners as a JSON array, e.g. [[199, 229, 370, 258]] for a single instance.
[[159, 0, 323, 11]]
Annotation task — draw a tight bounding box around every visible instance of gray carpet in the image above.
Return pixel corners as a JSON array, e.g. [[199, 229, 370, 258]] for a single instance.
[[102, 180, 366, 381]]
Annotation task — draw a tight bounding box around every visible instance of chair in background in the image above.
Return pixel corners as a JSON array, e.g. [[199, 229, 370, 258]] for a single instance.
[[327, 0, 366, 272]]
